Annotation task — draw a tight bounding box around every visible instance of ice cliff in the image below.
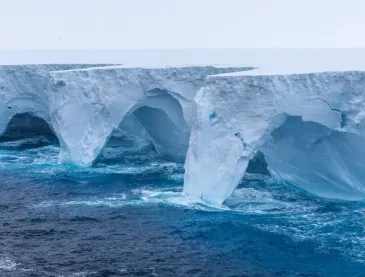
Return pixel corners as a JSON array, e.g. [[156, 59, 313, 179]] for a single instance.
[[3, 64, 365, 206], [49, 65, 251, 166], [184, 69, 365, 205]]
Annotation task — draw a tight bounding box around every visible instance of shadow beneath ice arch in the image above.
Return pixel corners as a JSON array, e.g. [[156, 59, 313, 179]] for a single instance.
[[246, 151, 270, 176], [96, 89, 191, 166], [0, 113, 59, 150]]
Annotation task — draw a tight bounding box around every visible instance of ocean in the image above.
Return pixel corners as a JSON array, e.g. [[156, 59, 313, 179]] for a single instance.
[[1, 132, 365, 276]]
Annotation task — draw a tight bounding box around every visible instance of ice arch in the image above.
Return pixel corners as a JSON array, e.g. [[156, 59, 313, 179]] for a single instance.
[[53, 87, 190, 166], [98, 103, 190, 164], [0, 66, 52, 137], [0, 64, 108, 146], [96, 112, 153, 164], [49, 65, 251, 166], [261, 116, 365, 200], [245, 151, 270, 175], [0, 113, 59, 149], [134, 105, 190, 162], [184, 70, 365, 205]]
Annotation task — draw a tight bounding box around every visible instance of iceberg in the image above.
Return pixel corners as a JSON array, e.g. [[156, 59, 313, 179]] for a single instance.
[[184, 69, 365, 205], [49, 65, 251, 166], [3, 63, 365, 206]]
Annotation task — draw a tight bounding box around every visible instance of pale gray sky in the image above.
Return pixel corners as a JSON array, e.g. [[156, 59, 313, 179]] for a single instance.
[[0, 0, 364, 49]]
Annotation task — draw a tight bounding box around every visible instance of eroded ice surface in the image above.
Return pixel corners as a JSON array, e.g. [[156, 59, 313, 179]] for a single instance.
[[3, 61, 365, 207], [0, 64, 108, 138], [184, 69, 365, 205], [50, 65, 251, 166]]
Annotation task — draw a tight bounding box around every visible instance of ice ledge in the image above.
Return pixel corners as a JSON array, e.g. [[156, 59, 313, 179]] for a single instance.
[[51, 63, 251, 73], [212, 65, 365, 77]]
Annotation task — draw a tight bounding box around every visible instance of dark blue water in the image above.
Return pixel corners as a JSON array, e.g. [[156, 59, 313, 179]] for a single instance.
[[1, 138, 365, 277]]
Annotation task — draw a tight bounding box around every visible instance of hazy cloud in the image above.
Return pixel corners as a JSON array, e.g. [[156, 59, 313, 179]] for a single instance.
[[0, 0, 364, 49]]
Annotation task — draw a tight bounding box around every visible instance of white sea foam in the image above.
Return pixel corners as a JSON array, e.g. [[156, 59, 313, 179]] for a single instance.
[[29, 179, 365, 264], [0, 257, 19, 271], [32, 182, 306, 215]]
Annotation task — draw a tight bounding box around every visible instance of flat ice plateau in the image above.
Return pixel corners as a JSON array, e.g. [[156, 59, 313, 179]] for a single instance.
[[2, 49, 365, 205]]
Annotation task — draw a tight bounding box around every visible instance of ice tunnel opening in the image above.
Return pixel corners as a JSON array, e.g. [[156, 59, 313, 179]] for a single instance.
[[96, 113, 155, 165], [257, 116, 365, 200], [133, 105, 190, 162], [96, 106, 190, 165], [0, 113, 59, 149], [234, 151, 271, 191], [230, 116, 336, 199], [246, 151, 270, 175], [96, 90, 190, 167], [228, 114, 365, 203]]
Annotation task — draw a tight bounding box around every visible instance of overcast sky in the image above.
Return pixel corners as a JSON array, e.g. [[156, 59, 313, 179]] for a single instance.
[[0, 0, 364, 49]]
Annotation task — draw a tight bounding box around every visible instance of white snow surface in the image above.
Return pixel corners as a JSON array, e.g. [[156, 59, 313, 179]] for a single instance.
[[184, 70, 365, 205]]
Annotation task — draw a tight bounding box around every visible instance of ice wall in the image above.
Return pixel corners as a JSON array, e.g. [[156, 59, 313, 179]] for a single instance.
[[50, 65, 251, 166], [184, 70, 365, 205]]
